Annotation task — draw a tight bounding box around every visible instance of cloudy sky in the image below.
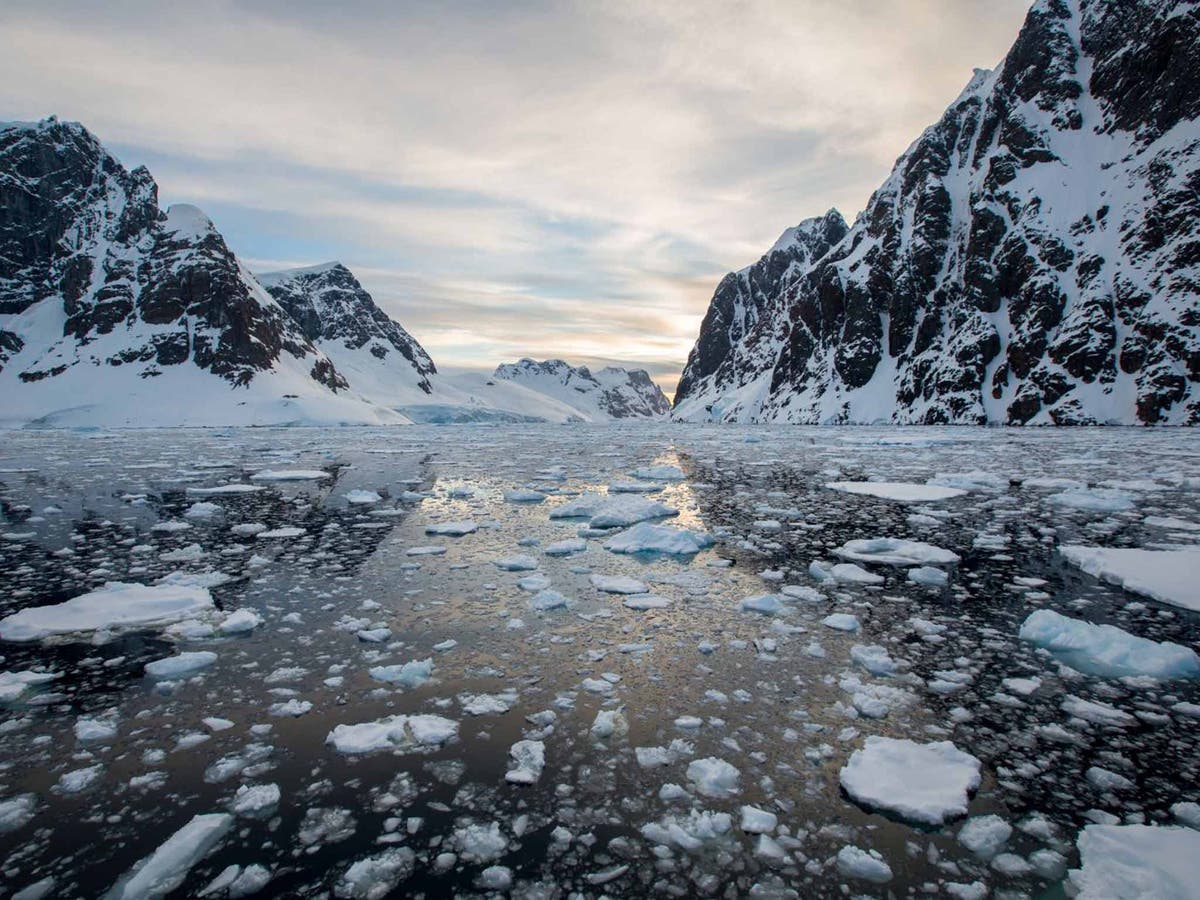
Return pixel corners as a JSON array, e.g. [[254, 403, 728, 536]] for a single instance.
[[1, 0, 1031, 395]]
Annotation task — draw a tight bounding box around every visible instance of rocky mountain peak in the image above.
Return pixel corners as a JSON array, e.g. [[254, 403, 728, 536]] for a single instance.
[[259, 261, 436, 396], [675, 0, 1199, 425]]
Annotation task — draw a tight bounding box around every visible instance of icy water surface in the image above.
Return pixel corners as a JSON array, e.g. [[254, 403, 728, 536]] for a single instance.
[[1, 424, 1198, 898]]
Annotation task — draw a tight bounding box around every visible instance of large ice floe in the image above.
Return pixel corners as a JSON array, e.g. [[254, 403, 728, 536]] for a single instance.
[[1059, 545, 1200, 612], [0, 582, 215, 642], [1019, 610, 1200, 679], [326, 714, 459, 754], [603, 522, 713, 555], [106, 812, 233, 899], [834, 538, 960, 567], [839, 737, 982, 825], [1069, 823, 1200, 899], [826, 481, 967, 502]]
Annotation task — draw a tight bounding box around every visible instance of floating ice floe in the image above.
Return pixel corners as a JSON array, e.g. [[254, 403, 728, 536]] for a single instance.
[[493, 555, 539, 571], [337, 848, 415, 898], [631, 464, 684, 481], [810, 562, 885, 585], [186, 484, 265, 495], [836, 845, 893, 884], [908, 566, 949, 587], [255, 526, 305, 539], [505, 739, 546, 784], [550, 493, 678, 528], [250, 469, 330, 481], [834, 538, 960, 567], [739, 594, 784, 615], [326, 714, 459, 754], [106, 812, 233, 900], [623, 594, 672, 610], [840, 736, 981, 825], [1069, 823, 1200, 900], [928, 471, 1009, 492], [604, 523, 713, 556], [344, 489, 382, 505], [530, 590, 569, 611], [544, 537, 586, 556], [425, 520, 478, 536], [218, 608, 263, 635], [590, 575, 649, 594], [1019, 609, 1199, 679], [822, 613, 861, 632], [184, 501, 221, 519], [0, 794, 36, 833], [826, 481, 966, 502], [0, 669, 59, 702], [1047, 488, 1136, 512], [641, 810, 734, 852], [229, 783, 280, 817], [1059, 545, 1200, 612], [686, 757, 740, 797], [145, 651, 218, 679], [369, 658, 434, 688], [504, 488, 547, 503], [460, 690, 518, 715], [0, 582, 214, 642]]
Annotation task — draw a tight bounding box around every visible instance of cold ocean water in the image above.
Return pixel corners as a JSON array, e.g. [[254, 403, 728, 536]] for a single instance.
[[0, 423, 1198, 899]]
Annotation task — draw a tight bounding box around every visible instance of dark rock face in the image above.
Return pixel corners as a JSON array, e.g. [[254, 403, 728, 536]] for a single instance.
[[674, 210, 847, 408], [493, 358, 672, 419], [0, 117, 345, 390], [260, 263, 435, 395], [674, 0, 1199, 425]]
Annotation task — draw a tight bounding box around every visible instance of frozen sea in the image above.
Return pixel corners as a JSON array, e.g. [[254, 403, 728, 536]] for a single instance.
[[0, 423, 1198, 898]]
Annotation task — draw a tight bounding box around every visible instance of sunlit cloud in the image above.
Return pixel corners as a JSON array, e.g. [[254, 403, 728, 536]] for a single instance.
[[0, 0, 1032, 392]]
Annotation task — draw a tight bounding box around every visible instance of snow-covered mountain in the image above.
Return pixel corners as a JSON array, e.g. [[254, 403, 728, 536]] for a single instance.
[[675, 0, 1200, 426], [254, 267, 633, 423], [259, 262, 437, 403], [493, 358, 672, 420], [0, 117, 407, 427]]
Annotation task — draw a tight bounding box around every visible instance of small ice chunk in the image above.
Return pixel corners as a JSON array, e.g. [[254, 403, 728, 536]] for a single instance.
[[822, 613, 861, 632], [740, 806, 778, 834], [836, 845, 893, 884], [425, 520, 477, 536], [505, 740, 546, 784], [369, 659, 434, 689], [686, 757, 740, 798], [590, 575, 649, 594], [957, 815, 1012, 859]]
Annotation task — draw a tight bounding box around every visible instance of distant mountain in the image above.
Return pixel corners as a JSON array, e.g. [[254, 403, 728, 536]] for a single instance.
[[260, 262, 437, 402], [494, 358, 672, 419], [675, 0, 1200, 425], [0, 117, 406, 426]]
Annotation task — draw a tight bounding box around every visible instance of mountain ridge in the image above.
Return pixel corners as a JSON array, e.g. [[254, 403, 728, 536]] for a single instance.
[[674, 0, 1200, 426]]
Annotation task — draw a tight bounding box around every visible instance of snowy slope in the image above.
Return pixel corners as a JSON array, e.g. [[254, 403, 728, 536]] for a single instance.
[[0, 118, 408, 427], [493, 358, 672, 420], [675, 0, 1200, 425]]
